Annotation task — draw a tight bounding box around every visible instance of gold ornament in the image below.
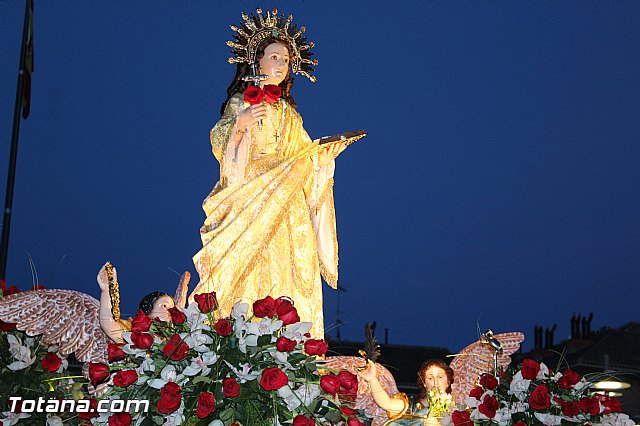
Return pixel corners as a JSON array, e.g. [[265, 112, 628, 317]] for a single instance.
[[227, 7, 318, 82]]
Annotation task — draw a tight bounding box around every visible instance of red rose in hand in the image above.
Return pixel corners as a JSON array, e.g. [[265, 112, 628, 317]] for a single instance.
[[263, 84, 282, 104], [320, 374, 340, 397], [162, 334, 189, 361], [340, 406, 358, 417], [107, 343, 127, 362], [131, 310, 152, 332], [77, 398, 98, 419], [0, 319, 17, 332], [88, 362, 110, 386], [561, 401, 581, 418], [529, 385, 551, 410], [338, 370, 358, 399], [3, 285, 20, 296], [131, 331, 154, 349], [304, 339, 328, 356], [579, 396, 601, 416], [253, 296, 276, 318], [292, 415, 316, 426], [274, 298, 300, 325], [478, 394, 499, 418], [107, 412, 131, 426], [194, 292, 218, 313], [222, 377, 241, 397], [479, 373, 498, 390], [469, 386, 484, 399], [42, 352, 62, 372], [558, 369, 580, 389], [603, 398, 622, 414], [113, 369, 138, 388], [276, 336, 297, 352], [244, 86, 264, 105], [259, 367, 289, 390], [451, 410, 473, 425], [168, 307, 186, 324], [347, 418, 365, 426], [521, 359, 541, 380], [196, 391, 216, 418], [214, 319, 232, 337], [157, 382, 182, 414]]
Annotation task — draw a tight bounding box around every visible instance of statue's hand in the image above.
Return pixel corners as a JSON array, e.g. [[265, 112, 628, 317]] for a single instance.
[[357, 360, 378, 382], [97, 262, 117, 292], [318, 142, 346, 166], [237, 104, 267, 131]]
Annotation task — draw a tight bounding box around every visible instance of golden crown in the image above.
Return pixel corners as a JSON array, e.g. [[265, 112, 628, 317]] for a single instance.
[[227, 7, 318, 82]]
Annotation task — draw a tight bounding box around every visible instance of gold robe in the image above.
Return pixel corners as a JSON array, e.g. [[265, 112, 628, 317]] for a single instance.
[[191, 94, 338, 338]]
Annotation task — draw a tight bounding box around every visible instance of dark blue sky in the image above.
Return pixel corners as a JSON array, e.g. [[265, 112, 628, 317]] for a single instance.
[[1, 1, 639, 353]]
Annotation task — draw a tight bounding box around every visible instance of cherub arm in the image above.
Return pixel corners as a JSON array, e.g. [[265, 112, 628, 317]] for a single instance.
[[97, 262, 126, 344], [358, 361, 408, 416]]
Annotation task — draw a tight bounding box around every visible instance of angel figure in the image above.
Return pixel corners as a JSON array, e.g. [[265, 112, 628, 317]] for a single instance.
[[0, 261, 190, 363]]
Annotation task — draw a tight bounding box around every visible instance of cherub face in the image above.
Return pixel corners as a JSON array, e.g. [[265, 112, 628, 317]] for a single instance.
[[423, 366, 449, 393], [149, 295, 174, 322], [259, 42, 290, 86]]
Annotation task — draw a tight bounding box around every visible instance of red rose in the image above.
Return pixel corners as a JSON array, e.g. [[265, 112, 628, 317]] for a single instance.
[[214, 319, 232, 337], [42, 352, 62, 372], [222, 377, 241, 397], [0, 319, 17, 332], [88, 362, 110, 386], [347, 418, 365, 426], [108, 412, 131, 426], [579, 396, 601, 416], [253, 296, 276, 318], [3, 285, 20, 296], [77, 398, 98, 419], [478, 394, 499, 418], [113, 369, 138, 388], [304, 339, 329, 356], [259, 367, 289, 390], [0, 279, 5, 291], [529, 385, 551, 410], [479, 373, 498, 390], [451, 410, 473, 425], [131, 310, 152, 333], [157, 382, 182, 414], [340, 406, 358, 417], [292, 415, 316, 426], [196, 391, 216, 418], [107, 343, 127, 362], [338, 370, 358, 399], [558, 369, 580, 389], [130, 331, 154, 349], [276, 336, 297, 352], [320, 374, 340, 397], [162, 334, 189, 361], [168, 307, 186, 324], [244, 86, 264, 105], [603, 398, 621, 414], [513, 423, 526, 426], [274, 297, 300, 325], [521, 359, 541, 380], [33, 284, 45, 290], [194, 292, 218, 313], [263, 84, 282, 104], [561, 401, 581, 418], [469, 386, 484, 399]]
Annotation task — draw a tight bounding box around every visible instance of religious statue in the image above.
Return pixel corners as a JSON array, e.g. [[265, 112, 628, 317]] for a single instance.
[[190, 8, 365, 338]]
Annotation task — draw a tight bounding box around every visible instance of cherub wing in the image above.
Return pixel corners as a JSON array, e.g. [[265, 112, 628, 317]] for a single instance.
[[325, 355, 398, 426], [450, 332, 524, 405], [174, 271, 190, 310], [0, 289, 109, 363]]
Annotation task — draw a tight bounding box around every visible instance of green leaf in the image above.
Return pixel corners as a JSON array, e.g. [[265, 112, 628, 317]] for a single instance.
[[192, 376, 214, 385]]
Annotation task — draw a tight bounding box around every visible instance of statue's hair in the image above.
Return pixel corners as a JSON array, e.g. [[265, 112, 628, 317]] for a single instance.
[[138, 291, 171, 315], [220, 38, 297, 116], [417, 359, 455, 399]]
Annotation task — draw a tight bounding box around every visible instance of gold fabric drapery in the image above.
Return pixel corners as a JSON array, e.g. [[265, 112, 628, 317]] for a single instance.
[[191, 94, 338, 338]]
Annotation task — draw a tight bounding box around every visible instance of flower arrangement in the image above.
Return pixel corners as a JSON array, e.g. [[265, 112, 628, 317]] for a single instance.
[[442, 359, 634, 426], [89, 292, 367, 426], [427, 388, 455, 418]]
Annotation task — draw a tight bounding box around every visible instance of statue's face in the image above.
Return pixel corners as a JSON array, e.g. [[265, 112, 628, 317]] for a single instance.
[[423, 366, 449, 393], [149, 295, 175, 322], [259, 42, 290, 86]]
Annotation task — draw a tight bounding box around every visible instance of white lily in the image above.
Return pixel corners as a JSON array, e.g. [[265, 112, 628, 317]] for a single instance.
[[534, 412, 563, 425], [6, 335, 35, 371], [149, 364, 184, 389], [0, 411, 31, 426], [224, 361, 259, 383], [245, 318, 283, 346], [231, 302, 249, 321], [283, 322, 312, 341], [183, 352, 218, 376], [183, 330, 213, 352]]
